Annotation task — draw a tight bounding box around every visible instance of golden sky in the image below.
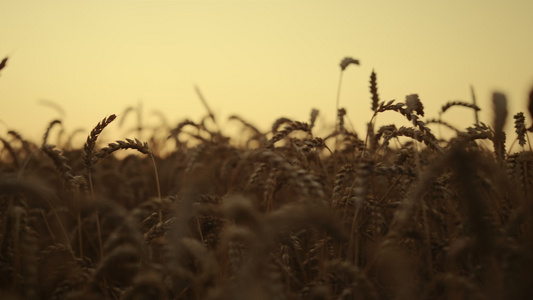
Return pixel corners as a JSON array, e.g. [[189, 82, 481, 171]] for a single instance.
[[1, 0, 532, 146]]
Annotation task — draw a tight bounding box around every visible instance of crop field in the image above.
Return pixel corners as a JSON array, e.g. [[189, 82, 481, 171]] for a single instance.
[[1, 58, 533, 299]]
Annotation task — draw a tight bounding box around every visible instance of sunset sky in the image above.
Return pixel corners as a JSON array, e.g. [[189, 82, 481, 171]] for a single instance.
[[1, 0, 532, 146]]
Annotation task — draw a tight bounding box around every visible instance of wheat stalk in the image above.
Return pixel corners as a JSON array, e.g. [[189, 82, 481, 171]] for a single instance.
[[81, 114, 116, 260]]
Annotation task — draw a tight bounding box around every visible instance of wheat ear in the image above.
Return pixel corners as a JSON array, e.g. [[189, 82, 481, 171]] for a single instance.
[[82, 114, 117, 173], [41, 144, 76, 188], [492, 92, 508, 163], [369, 69, 379, 112], [42, 119, 61, 147], [268, 121, 311, 147]]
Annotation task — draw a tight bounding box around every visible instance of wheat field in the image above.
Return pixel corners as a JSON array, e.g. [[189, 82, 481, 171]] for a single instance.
[[1, 57, 533, 299]]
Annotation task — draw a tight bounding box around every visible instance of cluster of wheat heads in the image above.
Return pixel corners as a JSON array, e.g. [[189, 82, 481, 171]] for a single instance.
[[2, 61, 533, 299]]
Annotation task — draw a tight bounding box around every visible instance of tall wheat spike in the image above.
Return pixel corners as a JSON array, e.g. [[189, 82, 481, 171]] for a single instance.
[[369, 69, 379, 112]]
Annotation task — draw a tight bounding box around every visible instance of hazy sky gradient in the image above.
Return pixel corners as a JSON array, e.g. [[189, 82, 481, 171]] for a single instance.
[[1, 0, 532, 145]]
